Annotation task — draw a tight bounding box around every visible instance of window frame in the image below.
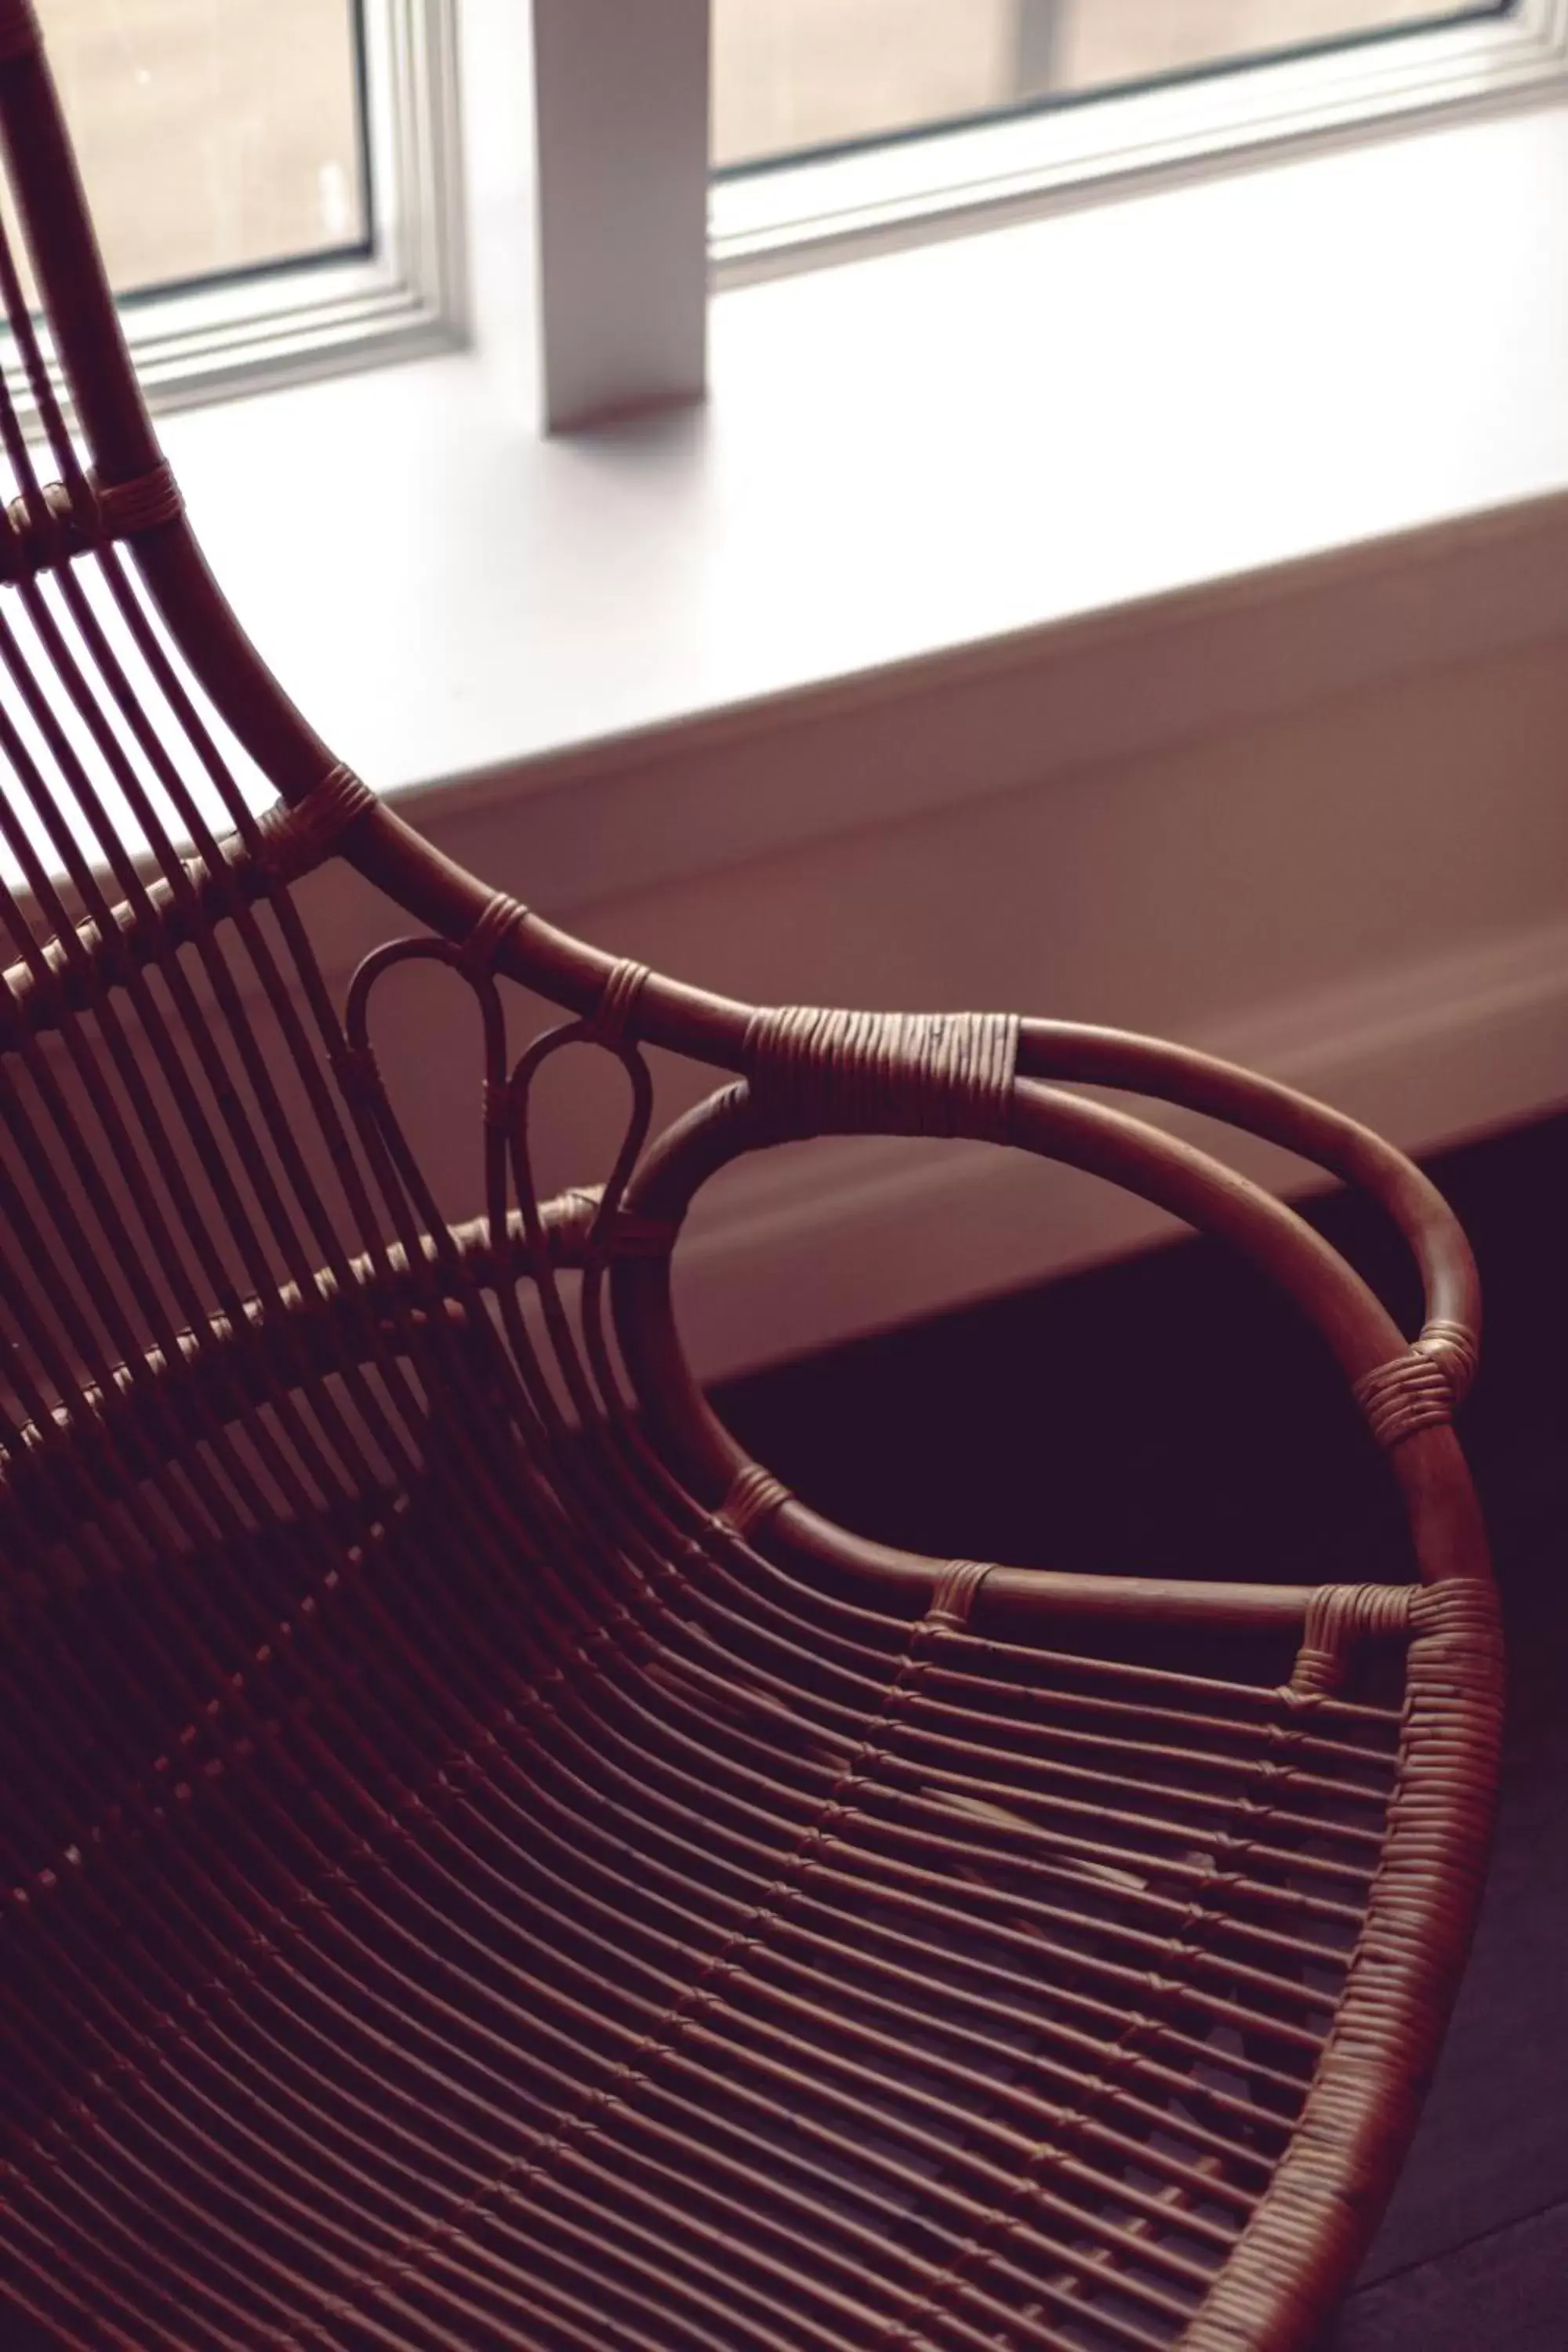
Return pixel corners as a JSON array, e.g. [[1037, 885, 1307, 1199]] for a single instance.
[[93, 0, 466, 416], [30, 0, 1563, 433], [24, 2, 1566, 434], [709, 0, 1567, 282]]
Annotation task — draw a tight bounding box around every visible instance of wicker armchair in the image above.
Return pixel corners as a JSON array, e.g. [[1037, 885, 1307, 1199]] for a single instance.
[[0, 12, 1501, 2349]]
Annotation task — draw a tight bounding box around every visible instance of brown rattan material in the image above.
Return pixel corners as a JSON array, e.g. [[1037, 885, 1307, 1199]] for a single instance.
[[0, 26, 1502, 2352]]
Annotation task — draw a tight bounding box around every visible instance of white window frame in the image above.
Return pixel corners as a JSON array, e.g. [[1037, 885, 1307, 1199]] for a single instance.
[[112, 0, 466, 415], [535, 0, 1568, 426], [37, 2, 1568, 433], [710, 0, 1568, 279]]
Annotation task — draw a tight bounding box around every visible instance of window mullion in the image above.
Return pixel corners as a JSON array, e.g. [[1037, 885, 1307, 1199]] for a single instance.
[[532, 0, 710, 434]]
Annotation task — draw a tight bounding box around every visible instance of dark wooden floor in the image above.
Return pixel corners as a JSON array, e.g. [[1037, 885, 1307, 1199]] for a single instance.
[[717, 1107, 1568, 2349]]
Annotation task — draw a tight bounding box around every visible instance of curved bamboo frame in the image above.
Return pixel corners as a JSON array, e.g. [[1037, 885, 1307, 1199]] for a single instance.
[[0, 11, 1501, 2349]]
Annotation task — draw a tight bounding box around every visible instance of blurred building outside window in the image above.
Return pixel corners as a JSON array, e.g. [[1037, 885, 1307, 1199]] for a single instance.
[[711, 0, 1482, 169]]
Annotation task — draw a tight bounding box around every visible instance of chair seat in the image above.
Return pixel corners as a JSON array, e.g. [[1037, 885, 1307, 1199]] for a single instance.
[[0, 1415, 1500, 2351]]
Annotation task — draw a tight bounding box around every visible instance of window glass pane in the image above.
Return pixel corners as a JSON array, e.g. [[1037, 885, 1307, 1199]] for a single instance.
[[713, 1, 1497, 170], [42, 0, 367, 296]]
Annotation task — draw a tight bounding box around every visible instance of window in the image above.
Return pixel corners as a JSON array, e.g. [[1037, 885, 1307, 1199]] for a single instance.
[[16, 2, 1562, 428], [24, 0, 463, 412], [45, 0, 369, 295], [534, 0, 1561, 426], [711, 2, 1495, 170], [709, 0, 1563, 278]]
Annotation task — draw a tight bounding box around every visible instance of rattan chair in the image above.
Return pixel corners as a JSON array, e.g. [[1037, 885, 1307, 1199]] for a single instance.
[[0, 11, 1502, 2350]]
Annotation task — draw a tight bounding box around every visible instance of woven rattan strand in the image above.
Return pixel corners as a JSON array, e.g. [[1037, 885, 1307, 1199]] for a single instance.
[[0, 24, 1501, 2352]]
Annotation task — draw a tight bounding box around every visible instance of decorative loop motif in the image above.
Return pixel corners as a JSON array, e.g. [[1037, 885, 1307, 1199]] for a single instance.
[[329, 1041, 383, 1109], [543, 1185, 608, 1258], [926, 1559, 991, 1631], [744, 1005, 1019, 1142], [1353, 1349, 1454, 1451], [717, 1461, 791, 1539], [1290, 1583, 1414, 1696], [455, 891, 529, 982], [256, 764, 376, 884]]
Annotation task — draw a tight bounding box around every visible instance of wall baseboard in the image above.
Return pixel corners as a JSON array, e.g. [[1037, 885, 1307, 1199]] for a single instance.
[[669, 914, 1568, 1381]]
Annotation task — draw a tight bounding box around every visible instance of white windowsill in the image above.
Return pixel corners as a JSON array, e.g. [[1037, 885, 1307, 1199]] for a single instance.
[[153, 85, 1568, 909]]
